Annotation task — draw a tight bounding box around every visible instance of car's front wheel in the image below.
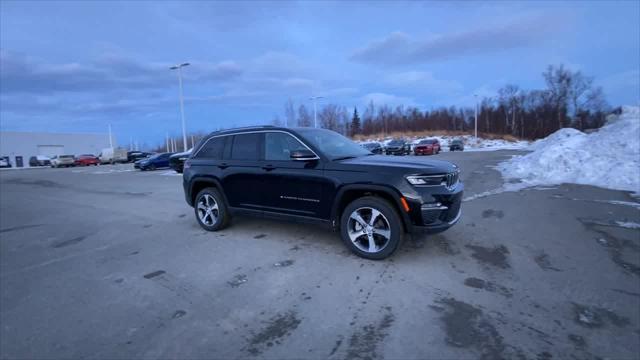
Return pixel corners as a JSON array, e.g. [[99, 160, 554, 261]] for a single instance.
[[340, 196, 403, 260], [194, 187, 230, 231]]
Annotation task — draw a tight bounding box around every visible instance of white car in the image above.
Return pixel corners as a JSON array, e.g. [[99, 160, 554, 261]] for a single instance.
[[0, 157, 11, 168], [50, 155, 75, 168]]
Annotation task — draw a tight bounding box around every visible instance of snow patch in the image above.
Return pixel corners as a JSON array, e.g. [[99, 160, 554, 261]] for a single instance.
[[499, 106, 640, 194], [615, 221, 640, 229]]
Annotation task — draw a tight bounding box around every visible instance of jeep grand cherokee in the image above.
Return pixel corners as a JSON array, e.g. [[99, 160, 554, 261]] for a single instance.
[[183, 126, 463, 259]]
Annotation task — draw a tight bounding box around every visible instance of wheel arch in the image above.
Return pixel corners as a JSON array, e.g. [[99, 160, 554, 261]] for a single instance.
[[188, 176, 228, 207], [331, 184, 412, 232]]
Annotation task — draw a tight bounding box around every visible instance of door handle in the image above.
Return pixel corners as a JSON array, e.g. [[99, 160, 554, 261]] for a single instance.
[[262, 164, 276, 171], [218, 162, 229, 169]]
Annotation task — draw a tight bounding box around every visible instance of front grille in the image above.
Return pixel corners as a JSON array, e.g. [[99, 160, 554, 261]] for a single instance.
[[445, 171, 459, 189]]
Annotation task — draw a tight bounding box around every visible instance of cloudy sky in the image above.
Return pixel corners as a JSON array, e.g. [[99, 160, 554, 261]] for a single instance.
[[1, 1, 638, 146]]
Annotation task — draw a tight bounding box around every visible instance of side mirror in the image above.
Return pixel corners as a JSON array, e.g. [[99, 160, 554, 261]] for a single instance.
[[290, 149, 318, 161]]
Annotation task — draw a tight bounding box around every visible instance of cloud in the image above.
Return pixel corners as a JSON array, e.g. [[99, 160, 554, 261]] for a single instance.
[[600, 70, 640, 94], [0, 50, 242, 94], [360, 92, 418, 108], [384, 71, 463, 95], [351, 16, 559, 65]]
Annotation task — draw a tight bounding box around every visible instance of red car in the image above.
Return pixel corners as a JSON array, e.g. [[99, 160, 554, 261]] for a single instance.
[[414, 139, 440, 155], [75, 154, 100, 166]]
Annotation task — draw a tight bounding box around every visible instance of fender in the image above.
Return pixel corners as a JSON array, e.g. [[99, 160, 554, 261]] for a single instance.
[[188, 175, 229, 208], [330, 183, 413, 232]]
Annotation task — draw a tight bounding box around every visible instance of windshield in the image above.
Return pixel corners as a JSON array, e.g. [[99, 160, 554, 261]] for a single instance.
[[362, 143, 378, 149], [296, 128, 371, 160], [420, 140, 436, 144], [388, 140, 404, 146]]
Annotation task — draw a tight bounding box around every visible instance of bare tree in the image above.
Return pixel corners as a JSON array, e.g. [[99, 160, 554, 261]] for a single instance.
[[543, 65, 572, 129], [297, 104, 312, 127], [568, 71, 593, 129], [284, 98, 296, 128]]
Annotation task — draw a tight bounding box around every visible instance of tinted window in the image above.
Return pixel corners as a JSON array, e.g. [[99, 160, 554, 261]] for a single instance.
[[231, 133, 261, 160], [196, 137, 226, 159], [265, 132, 308, 161], [296, 128, 370, 159]]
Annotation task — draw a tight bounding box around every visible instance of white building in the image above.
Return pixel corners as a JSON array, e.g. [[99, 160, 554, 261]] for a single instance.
[[0, 131, 114, 167]]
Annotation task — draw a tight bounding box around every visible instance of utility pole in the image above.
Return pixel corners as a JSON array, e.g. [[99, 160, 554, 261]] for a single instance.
[[191, 135, 195, 149], [166, 133, 170, 152], [170, 62, 190, 151], [309, 96, 324, 128], [108, 124, 113, 148]]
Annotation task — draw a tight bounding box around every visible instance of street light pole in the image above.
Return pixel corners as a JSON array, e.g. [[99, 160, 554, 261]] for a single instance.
[[474, 94, 478, 139], [170, 62, 190, 151], [309, 96, 324, 128]]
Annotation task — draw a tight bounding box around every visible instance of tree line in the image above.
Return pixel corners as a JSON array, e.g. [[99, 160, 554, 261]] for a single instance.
[[273, 64, 610, 140]]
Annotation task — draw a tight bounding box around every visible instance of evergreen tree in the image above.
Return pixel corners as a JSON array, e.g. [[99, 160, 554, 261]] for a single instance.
[[350, 107, 361, 137]]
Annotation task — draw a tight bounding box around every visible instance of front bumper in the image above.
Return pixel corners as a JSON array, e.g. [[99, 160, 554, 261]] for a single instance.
[[386, 148, 406, 155], [414, 148, 435, 155], [403, 183, 463, 234]]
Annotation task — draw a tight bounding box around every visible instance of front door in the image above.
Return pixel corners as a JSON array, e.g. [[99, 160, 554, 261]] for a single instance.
[[258, 131, 327, 218]]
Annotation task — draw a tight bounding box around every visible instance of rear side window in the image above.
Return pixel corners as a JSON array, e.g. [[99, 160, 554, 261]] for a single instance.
[[231, 133, 261, 160], [195, 137, 226, 159]]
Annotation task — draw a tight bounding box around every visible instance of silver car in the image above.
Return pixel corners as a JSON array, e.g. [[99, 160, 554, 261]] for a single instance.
[[50, 155, 75, 168]]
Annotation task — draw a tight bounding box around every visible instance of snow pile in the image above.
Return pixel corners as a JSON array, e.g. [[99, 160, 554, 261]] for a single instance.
[[462, 136, 529, 152], [364, 135, 529, 152], [528, 128, 585, 151], [499, 106, 640, 193]]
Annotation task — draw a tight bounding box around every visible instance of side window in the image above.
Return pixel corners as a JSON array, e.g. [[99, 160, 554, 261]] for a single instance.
[[231, 133, 261, 160], [265, 132, 308, 161], [195, 137, 225, 159]]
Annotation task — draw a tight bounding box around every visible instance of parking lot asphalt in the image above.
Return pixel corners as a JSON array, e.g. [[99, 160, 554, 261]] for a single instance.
[[1, 151, 639, 360]]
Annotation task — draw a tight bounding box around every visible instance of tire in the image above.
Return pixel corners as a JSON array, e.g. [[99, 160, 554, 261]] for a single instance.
[[194, 187, 230, 231], [340, 196, 403, 260], [149, 164, 156, 171]]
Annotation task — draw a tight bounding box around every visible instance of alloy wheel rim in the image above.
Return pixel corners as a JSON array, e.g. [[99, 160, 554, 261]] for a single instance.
[[347, 207, 391, 253], [197, 194, 219, 226]]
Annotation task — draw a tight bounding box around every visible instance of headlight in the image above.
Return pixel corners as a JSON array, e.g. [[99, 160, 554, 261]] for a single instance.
[[406, 175, 445, 186]]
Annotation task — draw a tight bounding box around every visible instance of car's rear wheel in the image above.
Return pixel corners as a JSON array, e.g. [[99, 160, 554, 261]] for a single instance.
[[340, 196, 403, 260], [194, 187, 230, 231]]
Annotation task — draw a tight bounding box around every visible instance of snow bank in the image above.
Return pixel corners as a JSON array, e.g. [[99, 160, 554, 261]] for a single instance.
[[363, 135, 529, 152], [499, 106, 640, 193]]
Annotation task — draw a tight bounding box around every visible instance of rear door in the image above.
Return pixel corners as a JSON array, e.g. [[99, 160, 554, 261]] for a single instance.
[[220, 133, 264, 210], [258, 131, 327, 218]]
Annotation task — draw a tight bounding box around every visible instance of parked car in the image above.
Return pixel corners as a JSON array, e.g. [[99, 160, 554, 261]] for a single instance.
[[169, 149, 192, 173], [0, 156, 11, 168], [75, 154, 100, 166], [134, 152, 174, 171], [29, 155, 51, 167], [183, 126, 462, 260], [127, 151, 153, 163], [449, 139, 465, 151], [50, 155, 75, 168], [360, 142, 384, 154], [99, 148, 128, 164], [385, 139, 410, 155], [414, 139, 441, 155]]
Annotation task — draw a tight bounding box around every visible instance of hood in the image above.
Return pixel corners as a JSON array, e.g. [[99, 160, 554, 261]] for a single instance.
[[336, 155, 458, 174], [170, 150, 191, 158]]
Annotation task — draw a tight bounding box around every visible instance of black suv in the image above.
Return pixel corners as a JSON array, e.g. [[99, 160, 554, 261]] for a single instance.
[[183, 126, 463, 259], [385, 139, 410, 155]]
